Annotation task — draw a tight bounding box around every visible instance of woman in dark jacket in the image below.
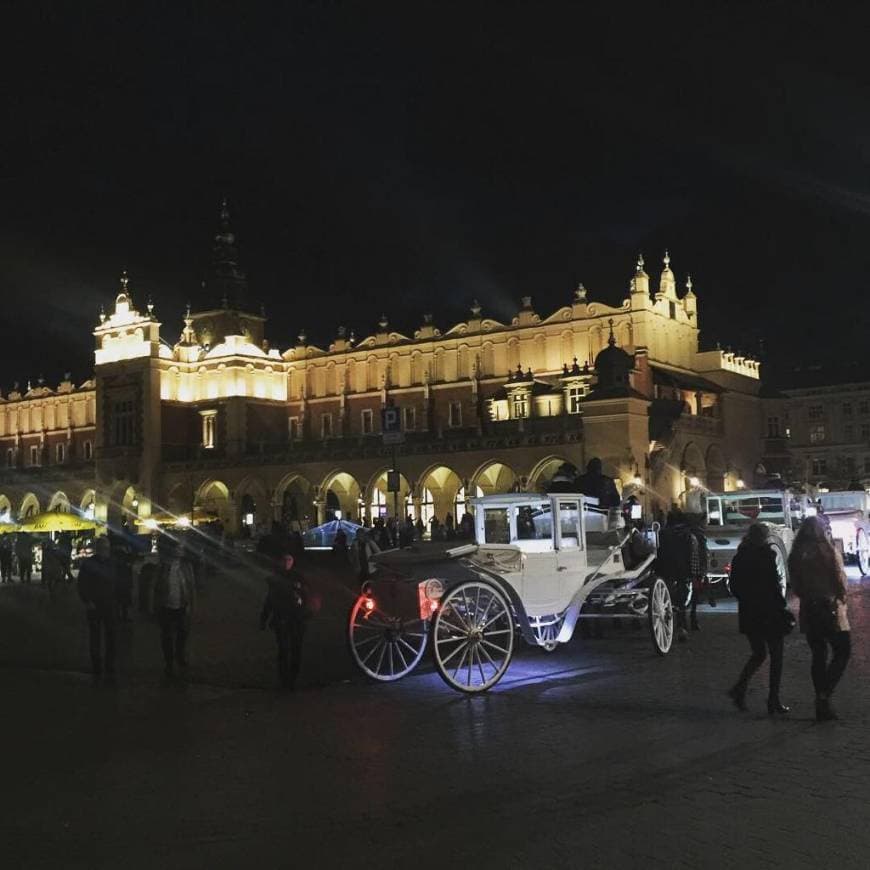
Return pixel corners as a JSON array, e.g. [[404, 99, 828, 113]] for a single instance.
[[727, 523, 791, 715], [788, 515, 850, 722]]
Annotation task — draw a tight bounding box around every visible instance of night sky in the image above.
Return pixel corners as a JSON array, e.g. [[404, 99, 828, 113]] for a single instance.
[[2, 3, 869, 387]]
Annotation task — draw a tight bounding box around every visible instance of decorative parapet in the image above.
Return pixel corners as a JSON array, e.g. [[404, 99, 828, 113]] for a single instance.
[[694, 349, 760, 380]]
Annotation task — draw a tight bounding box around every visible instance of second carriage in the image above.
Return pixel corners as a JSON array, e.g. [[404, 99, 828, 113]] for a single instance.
[[348, 493, 674, 693]]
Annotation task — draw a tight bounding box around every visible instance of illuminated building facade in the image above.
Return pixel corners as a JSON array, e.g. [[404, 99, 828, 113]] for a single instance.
[[0, 206, 767, 534]]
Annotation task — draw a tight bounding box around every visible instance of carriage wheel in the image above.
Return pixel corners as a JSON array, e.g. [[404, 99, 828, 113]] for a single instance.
[[648, 577, 673, 655], [348, 598, 428, 682], [433, 581, 515, 693], [857, 530, 870, 576]]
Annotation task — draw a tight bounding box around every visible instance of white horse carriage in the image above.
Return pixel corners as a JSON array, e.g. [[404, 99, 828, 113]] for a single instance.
[[348, 493, 674, 694]]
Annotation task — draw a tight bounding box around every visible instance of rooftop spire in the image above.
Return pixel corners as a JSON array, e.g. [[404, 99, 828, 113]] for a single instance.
[[658, 249, 677, 299], [685, 274, 694, 296], [207, 197, 249, 310]]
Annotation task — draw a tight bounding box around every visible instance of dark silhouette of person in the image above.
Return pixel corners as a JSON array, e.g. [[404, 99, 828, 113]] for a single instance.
[[0, 535, 12, 582], [152, 537, 196, 678], [111, 537, 134, 622], [260, 553, 309, 689], [15, 532, 33, 583], [41, 540, 64, 596], [655, 509, 695, 642], [576, 458, 621, 509], [77, 537, 117, 678]]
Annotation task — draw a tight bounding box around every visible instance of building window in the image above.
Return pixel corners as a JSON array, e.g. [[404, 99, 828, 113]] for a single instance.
[[845, 424, 854, 442], [808, 405, 824, 421], [860, 400, 869, 415], [844, 456, 856, 474], [512, 393, 529, 419], [809, 424, 826, 444], [448, 401, 462, 428], [111, 399, 135, 447], [403, 407, 416, 431], [843, 402, 853, 417], [6, 448, 13, 468], [567, 386, 583, 415], [766, 416, 780, 438], [56, 443, 65, 464], [288, 417, 300, 441], [811, 457, 827, 476], [200, 410, 217, 449], [29, 445, 39, 466], [321, 413, 333, 439], [84, 440, 93, 460], [361, 409, 374, 435]]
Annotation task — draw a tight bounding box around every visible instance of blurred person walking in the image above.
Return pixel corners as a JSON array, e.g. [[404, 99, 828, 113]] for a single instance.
[[0, 535, 12, 583], [259, 553, 309, 690], [15, 532, 33, 583], [76, 537, 117, 679], [152, 538, 196, 679], [789, 516, 851, 721], [727, 523, 792, 715]]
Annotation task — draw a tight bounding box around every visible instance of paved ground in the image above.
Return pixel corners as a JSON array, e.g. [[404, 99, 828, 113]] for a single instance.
[[2, 559, 870, 868]]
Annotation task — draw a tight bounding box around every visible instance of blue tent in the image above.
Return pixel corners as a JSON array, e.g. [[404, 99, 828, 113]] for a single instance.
[[303, 518, 364, 549]]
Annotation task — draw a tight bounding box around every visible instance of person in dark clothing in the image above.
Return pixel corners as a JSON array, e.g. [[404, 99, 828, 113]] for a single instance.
[[655, 510, 694, 642], [686, 520, 711, 629], [727, 523, 790, 715], [789, 516, 851, 721], [576, 457, 621, 509], [57, 533, 73, 583], [152, 538, 196, 678], [111, 539, 134, 622], [260, 554, 309, 689], [41, 540, 64, 596], [415, 517, 425, 540], [332, 527, 348, 557], [15, 532, 33, 583], [0, 535, 12, 582], [77, 537, 117, 678]]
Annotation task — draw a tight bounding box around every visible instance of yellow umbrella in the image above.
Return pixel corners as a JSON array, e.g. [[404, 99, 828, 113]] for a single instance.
[[19, 512, 99, 533], [0, 521, 19, 535]]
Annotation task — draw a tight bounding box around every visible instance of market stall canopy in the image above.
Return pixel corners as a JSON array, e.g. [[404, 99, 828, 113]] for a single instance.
[[303, 519, 364, 549], [0, 521, 20, 535], [19, 512, 101, 533]]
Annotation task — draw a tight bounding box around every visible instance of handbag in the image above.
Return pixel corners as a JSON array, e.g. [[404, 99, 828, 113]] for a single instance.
[[804, 597, 838, 636]]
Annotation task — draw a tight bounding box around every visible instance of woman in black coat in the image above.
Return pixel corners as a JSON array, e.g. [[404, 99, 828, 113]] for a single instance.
[[727, 522, 791, 715]]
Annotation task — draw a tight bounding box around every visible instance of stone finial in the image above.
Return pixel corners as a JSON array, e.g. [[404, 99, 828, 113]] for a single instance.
[[423, 313, 433, 324], [636, 253, 645, 272], [146, 296, 154, 315], [98, 305, 106, 324], [685, 274, 694, 295], [663, 250, 671, 269], [521, 295, 532, 309], [298, 329, 307, 345], [337, 325, 346, 338], [64, 371, 71, 381], [378, 314, 389, 330], [575, 282, 587, 302], [119, 270, 129, 292], [470, 299, 482, 317]]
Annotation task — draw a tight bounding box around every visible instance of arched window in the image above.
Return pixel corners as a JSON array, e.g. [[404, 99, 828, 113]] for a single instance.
[[370, 487, 387, 518], [420, 487, 435, 525]]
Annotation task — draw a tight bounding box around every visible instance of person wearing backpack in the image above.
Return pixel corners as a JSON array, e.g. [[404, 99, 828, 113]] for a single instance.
[[727, 523, 791, 715], [788, 515, 851, 722]]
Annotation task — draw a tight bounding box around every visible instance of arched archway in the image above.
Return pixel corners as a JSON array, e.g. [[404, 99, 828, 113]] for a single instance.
[[365, 469, 412, 521], [320, 471, 362, 524], [19, 493, 40, 520], [527, 455, 575, 492], [79, 490, 96, 520], [195, 480, 231, 529], [416, 464, 477, 525], [472, 461, 518, 496], [705, 444, 727, 492], [0, 494, 11, 521], [680, 442, 707, 514], [275, 473, 314, 531], [235, 476, 268, 537], [48, 491, 71, 513]]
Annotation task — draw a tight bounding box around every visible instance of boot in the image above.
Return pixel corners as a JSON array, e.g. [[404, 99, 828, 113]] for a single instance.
[[727, 685, 748, 711], [677, 610, 689, 643], [816, 696, 838, 722], [767, 698, 790, 715]]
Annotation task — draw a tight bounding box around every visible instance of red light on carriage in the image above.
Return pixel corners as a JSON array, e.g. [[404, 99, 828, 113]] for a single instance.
[[724, 563, 731, 574], [363, 596, 376, 612]]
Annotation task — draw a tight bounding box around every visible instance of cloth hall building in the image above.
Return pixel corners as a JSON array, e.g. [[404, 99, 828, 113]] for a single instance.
[[0, 210, 767, 535]]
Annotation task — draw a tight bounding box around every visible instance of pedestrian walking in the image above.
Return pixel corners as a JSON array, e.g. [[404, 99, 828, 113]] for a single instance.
[[152, 538, 196, 678], [727, 523, 792, 715], [15, 532, 33, 583], [111, 538, 134, 622], [350, 530, 380, 582], [41, 540, 64, 597], [788, 516, 851, 721], [76, 537, 117, 678], [655, 510, 694, 642], [687, 519, 710, 630], [259, 553, 309, 689], [0, 535, 13, 582]]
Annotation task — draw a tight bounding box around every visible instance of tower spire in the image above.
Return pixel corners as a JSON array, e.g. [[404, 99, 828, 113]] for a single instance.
[[207, 197, 249, 310]]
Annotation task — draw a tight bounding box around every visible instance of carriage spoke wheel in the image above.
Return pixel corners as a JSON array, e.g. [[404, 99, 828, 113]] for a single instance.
[[648, 577, 673, 655], [433, 581, 515, 693], [348, 599, 428, 682], [857, 530, 870, 576]]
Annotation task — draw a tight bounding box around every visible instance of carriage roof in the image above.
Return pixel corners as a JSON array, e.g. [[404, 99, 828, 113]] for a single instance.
[[470, 493, 598, 508]]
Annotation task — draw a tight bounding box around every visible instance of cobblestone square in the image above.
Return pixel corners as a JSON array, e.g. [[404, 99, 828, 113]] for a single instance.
[[2, 562, 869, 869]]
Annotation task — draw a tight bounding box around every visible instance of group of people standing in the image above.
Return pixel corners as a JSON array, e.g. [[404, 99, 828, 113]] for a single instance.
[[728, 517, 851, 721]]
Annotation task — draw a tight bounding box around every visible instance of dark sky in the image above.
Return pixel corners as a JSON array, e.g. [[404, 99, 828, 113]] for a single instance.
[[2, 2, 869, 387]]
